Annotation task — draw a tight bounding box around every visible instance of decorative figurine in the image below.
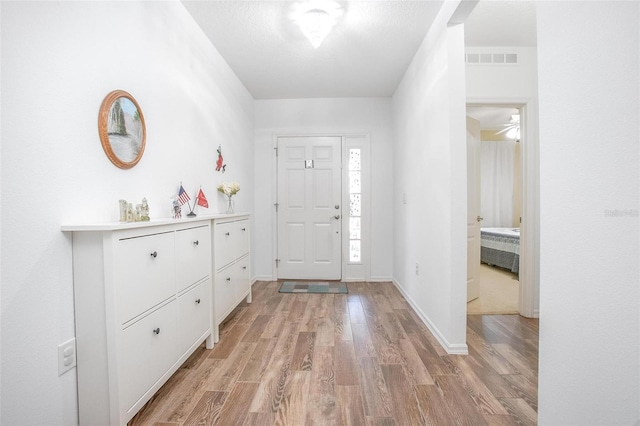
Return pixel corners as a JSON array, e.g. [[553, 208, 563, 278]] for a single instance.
[[172, 200, 182, 219], [140, 197, 150, 221], [119, 199, 128, 222], [118, 197, 150, 222]]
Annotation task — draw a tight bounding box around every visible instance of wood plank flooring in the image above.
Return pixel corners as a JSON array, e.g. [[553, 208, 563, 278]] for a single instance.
[[130, 281, 538, 426]]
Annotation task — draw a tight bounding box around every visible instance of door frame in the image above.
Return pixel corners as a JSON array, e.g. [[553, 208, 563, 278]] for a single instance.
[[271, 133, 372, 282], [466, 99, 539, 318]]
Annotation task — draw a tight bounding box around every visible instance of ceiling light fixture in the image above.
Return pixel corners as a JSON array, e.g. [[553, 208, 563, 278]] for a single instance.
[[297, 9, 334, 48], [498, 114, 521, 141], [293, 1, 342, 49]]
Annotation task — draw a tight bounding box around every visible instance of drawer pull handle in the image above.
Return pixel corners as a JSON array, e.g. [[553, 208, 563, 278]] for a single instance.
[[153, 328, 160, 335], [193, 240, 199, 246], [195, 298, 201, 304], [242, 266, 247, 270], [225, 232, 230, 236], [226, 277, 231, 282], [150, 251, 158, 258], [241, 228, 246, 231]]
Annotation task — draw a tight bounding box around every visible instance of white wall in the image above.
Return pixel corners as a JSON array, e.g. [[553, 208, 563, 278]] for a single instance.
[[537, 1, 639, 424], [0, 2, 254, 424], [253, 98, 394, 281], [466, 47, 538, 101], [391, 1, 468, 353]]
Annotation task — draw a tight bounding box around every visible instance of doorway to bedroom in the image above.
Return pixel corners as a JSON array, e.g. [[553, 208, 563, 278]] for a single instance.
[[467, 105, 522, 314]]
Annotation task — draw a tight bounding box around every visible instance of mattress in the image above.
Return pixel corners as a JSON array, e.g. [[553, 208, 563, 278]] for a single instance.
[[480, 227, 520, 273]]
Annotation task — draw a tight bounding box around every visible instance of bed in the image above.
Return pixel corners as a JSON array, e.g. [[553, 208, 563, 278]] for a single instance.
[[480, 227, 520, 274]]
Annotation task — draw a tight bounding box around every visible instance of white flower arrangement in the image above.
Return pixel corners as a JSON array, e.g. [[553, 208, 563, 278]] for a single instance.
[[217, 182, 240, 197]]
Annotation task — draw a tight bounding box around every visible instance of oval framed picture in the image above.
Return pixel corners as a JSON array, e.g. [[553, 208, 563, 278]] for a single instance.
[[98, 90, 146, 169]]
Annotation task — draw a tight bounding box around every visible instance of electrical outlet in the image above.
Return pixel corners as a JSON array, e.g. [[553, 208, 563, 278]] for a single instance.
[[415, 262, 419, 276], [58, 338, 76, 376]]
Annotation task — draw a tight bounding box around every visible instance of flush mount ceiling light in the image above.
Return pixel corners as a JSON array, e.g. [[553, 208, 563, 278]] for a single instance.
[[293, 1, 342, 48]]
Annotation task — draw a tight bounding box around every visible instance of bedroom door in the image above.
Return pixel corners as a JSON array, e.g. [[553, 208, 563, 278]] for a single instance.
[[466, 117, 481, 302], [276, 136, 342, 279]]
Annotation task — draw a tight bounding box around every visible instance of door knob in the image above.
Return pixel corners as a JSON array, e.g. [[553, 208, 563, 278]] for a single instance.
[[332, 215, 340, 220], [477, 216, 484, 222]]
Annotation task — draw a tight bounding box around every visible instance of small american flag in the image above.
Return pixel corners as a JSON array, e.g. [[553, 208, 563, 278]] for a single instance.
[[178, 185, 191, 205]]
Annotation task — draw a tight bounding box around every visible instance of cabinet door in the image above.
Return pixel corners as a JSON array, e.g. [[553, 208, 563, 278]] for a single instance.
[[175, 225, 211, 292], [178, 279, 211, 355], [235, 255, 251, 302], [114, 231, 175, 324], [119, 301, 179, 416], [214, 264, 235, 323], [236, 220, 250, 258], [213, 221, 235, 271]]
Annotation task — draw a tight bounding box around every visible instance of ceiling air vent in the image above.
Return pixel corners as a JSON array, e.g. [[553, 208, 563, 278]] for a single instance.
[[466, 52, 518, 65]]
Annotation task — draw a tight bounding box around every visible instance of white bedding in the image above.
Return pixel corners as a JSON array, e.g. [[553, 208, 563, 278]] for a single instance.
[[481, 227, 520, 238]]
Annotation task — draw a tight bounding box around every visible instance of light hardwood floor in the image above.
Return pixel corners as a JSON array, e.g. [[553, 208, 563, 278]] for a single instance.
[[130, 281, 538, 425]]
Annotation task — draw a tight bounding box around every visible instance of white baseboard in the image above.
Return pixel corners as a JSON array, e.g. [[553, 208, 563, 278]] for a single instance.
[[369, 276, 394, 282], [253, 275, 393, 283], [391, 278, 468, 355]]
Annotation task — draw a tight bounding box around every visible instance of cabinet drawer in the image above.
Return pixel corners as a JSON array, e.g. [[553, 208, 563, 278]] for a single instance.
[[236, 220, 250, 257], [114, 231, 175, 324], [175, 225, 211, 292], [214, 222, 235, 270], [178, 279, 211, 355], [119, 300, 179, 413]]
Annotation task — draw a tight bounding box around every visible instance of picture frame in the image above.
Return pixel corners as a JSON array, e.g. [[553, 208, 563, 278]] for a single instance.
[[98, 90, 146, 169]]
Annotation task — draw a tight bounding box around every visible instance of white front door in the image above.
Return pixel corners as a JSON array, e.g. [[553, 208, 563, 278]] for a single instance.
[[277, 136, 342, 279], [466, 117, 481, 302]]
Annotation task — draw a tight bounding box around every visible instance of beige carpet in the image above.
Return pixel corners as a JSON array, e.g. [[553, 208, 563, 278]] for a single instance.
[[467, 263, 519, 314]]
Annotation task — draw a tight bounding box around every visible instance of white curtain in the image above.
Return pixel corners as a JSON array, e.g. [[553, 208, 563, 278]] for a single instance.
[[480, 140, 516, 227]]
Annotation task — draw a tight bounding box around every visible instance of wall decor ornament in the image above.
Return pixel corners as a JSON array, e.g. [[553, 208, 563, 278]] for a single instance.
[[216, 145, 227, 173], [98, 90, 146, 169]]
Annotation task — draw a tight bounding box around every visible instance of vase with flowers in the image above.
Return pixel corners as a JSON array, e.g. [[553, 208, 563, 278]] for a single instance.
[[217, 182, 240, 214]]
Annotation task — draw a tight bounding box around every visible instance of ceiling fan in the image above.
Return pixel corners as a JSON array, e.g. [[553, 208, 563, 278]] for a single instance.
[[496, 114, 520, 140]]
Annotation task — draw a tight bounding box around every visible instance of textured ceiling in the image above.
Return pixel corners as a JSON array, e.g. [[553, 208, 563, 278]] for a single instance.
[[182, 0, 443, 99], [181, 1, 537, 100]]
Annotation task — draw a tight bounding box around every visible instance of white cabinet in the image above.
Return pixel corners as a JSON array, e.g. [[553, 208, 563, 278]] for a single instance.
[[63, 219, 214, 426], [212, 215, 251, 341]]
